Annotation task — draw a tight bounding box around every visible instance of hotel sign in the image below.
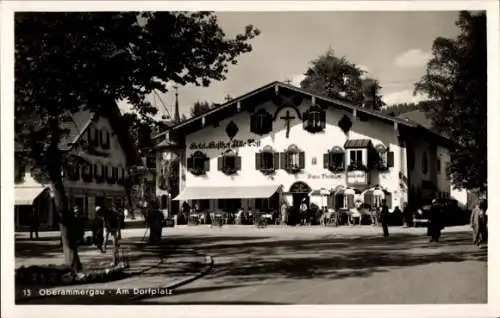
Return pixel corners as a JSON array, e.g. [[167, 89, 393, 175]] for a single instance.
[[347, 171, 368, 184], [189, 139, 261, 150], [307, 173, 343, 180]]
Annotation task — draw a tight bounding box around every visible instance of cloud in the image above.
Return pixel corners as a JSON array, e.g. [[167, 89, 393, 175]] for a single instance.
[[394, 49, 432, 68], [382, 89, 429, 106], [357, 64, 370, 79], [290, 74, 306, 87]]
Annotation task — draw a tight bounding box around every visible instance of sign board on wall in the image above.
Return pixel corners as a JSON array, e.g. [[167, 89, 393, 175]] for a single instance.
[[347, 171, 368, 185], [189, 139, 261, 150]]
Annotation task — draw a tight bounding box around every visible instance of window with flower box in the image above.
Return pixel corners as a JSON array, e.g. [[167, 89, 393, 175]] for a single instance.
[[371, 144, 393, 170], [255, 146, 280, 174], [280, 145, 305, 173], [344, 139, 371, 171], [323, 146, 345, 172], [303, 105, 326, 133], [187, 151, 210, 176], [250, 109, 273, 135], [218, 149, 241, 175]]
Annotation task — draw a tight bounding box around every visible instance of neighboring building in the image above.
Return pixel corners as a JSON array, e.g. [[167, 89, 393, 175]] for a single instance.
[[15, 102, 138, 230], [154, 81, 454, 219], [397, 110, 473, 208]]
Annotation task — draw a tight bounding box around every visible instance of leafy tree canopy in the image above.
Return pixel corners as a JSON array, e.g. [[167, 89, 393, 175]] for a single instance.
[[15, 11, 259, 271], [190, 100, 218, 117], [300, 49, 384, 110], [414, 11, 486, 192]]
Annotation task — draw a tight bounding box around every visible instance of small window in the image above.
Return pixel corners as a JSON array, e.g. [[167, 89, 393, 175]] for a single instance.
[[422, 152, 429, 174], [94, 163, 104, 183], [100, 129, 110, 149], [218, 150, 241, 175], [303, 105, 326, 133], [323, 146, 345, 172], [88, 127, 99, 147], [187, 151, 210, 176], [250, 109, 273, 135], [437, 158, 441, 173], [350, 150, 363, 165], [82, 162, 93, 182], [256, 146, 279, 174]]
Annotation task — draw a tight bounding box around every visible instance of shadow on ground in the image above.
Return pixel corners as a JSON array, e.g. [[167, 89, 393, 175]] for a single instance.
[[157, 230, 487, 285], [16, 228, 487, 304]]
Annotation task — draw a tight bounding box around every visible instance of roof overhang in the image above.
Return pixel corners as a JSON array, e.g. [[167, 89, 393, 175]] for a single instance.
[[155, 81, 454, 150]]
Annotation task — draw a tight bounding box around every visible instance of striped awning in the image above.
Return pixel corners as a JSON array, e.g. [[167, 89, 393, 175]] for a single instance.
[[15, 186, 47, 205], [173, 185, 280, 201], [344, 139, 372, 149]]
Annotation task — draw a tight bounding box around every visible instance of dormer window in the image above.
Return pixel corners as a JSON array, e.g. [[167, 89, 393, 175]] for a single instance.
[[250, 109, 273, 135], [218, 149, 241, 175], [323, 146, 345, 172], [256, 145, 279, 174], [187, 151, 210, 176], [281, 144, 305, 173], [303, 105, 326, 133]]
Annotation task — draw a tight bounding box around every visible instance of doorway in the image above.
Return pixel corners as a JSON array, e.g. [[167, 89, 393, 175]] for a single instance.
[[289, 181, 312, 225]]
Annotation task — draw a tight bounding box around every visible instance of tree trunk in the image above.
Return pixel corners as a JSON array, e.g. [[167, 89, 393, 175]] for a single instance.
[[46, 137, 82, 273]]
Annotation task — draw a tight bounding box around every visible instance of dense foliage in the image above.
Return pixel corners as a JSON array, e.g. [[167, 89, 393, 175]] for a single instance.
[[15, 11, 259, 271], [300, 49, 384, 110], [414, 11, 486, 192]]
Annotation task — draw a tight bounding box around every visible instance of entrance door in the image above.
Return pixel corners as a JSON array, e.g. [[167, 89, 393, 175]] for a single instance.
[[289, 181, 312, 225]]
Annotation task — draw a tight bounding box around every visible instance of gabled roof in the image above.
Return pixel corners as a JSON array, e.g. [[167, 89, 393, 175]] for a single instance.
[[397, 110, 433, 130], [155, 81, 453, 149], [16, 100, 139, 166], [59, 110, 94, 150]]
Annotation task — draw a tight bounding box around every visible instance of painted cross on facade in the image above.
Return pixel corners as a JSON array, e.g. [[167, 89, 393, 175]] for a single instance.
[[280, 110, 295, 138]]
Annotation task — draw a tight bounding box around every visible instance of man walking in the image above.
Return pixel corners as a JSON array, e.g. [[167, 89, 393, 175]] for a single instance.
[[428, 199, 443, 243]]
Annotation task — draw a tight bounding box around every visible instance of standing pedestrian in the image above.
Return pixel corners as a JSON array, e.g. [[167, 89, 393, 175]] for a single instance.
[[299, 199, 308, 225], [73, 205, 84, 245], [380, 200, 390, 238], [479, 200, 488, 244], [470, 202, 482, 247], [29, 207, 39, 240], [428, 199, 443, 243], [93, 206, 105, 253]]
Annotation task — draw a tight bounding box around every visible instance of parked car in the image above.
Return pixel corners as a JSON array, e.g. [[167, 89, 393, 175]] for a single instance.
[[413, 198, 470, 227], [413, 200, 432, 227]]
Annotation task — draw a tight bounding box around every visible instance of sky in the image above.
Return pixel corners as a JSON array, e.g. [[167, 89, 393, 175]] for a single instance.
[[117, 11, 461, 119]]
